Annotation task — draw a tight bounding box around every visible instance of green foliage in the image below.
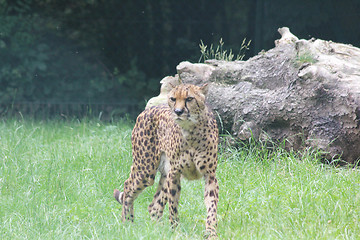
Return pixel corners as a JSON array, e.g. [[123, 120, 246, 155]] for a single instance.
[[1, 0, 358, 118], [0, 1, 154, 112], [199, 38, 251, 62], [0, 15, 41, 102], [1, 119, 360, 239], [0, 14, 108, 103]]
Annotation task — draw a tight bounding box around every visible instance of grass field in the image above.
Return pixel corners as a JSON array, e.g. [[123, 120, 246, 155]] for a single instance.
[[1, 118, 360, 239]]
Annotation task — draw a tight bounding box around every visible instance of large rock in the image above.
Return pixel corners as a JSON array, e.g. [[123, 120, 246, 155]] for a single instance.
[[157, 27, 360, 164]]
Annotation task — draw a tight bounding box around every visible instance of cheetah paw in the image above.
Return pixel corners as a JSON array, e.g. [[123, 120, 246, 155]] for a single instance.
[[204, 230, 218, 240]]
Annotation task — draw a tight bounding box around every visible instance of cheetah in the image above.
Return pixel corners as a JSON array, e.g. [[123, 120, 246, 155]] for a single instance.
[[114, 83, 219, 238], [145, 75, 181, 109]]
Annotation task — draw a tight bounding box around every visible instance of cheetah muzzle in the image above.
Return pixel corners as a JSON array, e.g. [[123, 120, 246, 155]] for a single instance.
[[114, 84, 219, 238]]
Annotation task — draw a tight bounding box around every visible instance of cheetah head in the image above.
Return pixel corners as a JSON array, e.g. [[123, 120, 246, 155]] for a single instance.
[[168, 84, 209, 127]]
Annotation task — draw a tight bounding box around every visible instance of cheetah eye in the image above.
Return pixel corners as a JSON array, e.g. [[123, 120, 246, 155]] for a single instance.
[[170, 97, 176, 102], [186, 97, 194, 102]]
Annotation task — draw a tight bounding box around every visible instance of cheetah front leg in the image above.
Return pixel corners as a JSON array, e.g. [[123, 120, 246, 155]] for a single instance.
[[166, 169, 182, 227], [204, 174, 219, 238]]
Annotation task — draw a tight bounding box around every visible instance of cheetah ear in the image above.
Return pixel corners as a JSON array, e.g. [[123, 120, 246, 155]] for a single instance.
[[200, 83, 209, 95]]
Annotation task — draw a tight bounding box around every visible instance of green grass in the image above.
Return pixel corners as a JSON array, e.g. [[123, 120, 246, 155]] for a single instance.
[[198, 38, 251, 62], [1, 119, 360, 239], [294, 51, 318, 68]]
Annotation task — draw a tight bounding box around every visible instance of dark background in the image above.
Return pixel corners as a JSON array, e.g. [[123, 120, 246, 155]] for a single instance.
[[1, 0, 359, 118]]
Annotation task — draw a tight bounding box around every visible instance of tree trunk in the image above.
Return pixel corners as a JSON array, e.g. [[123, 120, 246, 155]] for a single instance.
[[174, 27, 360, 164]]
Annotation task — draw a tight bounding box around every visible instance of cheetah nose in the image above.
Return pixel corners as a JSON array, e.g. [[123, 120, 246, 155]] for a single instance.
[[174, 108, 184, 116]]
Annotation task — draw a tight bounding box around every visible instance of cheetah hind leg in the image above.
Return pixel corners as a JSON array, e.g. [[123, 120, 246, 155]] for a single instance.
[[148, 174, 168, 220], [114, 189, 135, 222]]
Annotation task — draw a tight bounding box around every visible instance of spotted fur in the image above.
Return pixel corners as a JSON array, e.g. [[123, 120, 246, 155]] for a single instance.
[[114, 84, 219, 238]]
